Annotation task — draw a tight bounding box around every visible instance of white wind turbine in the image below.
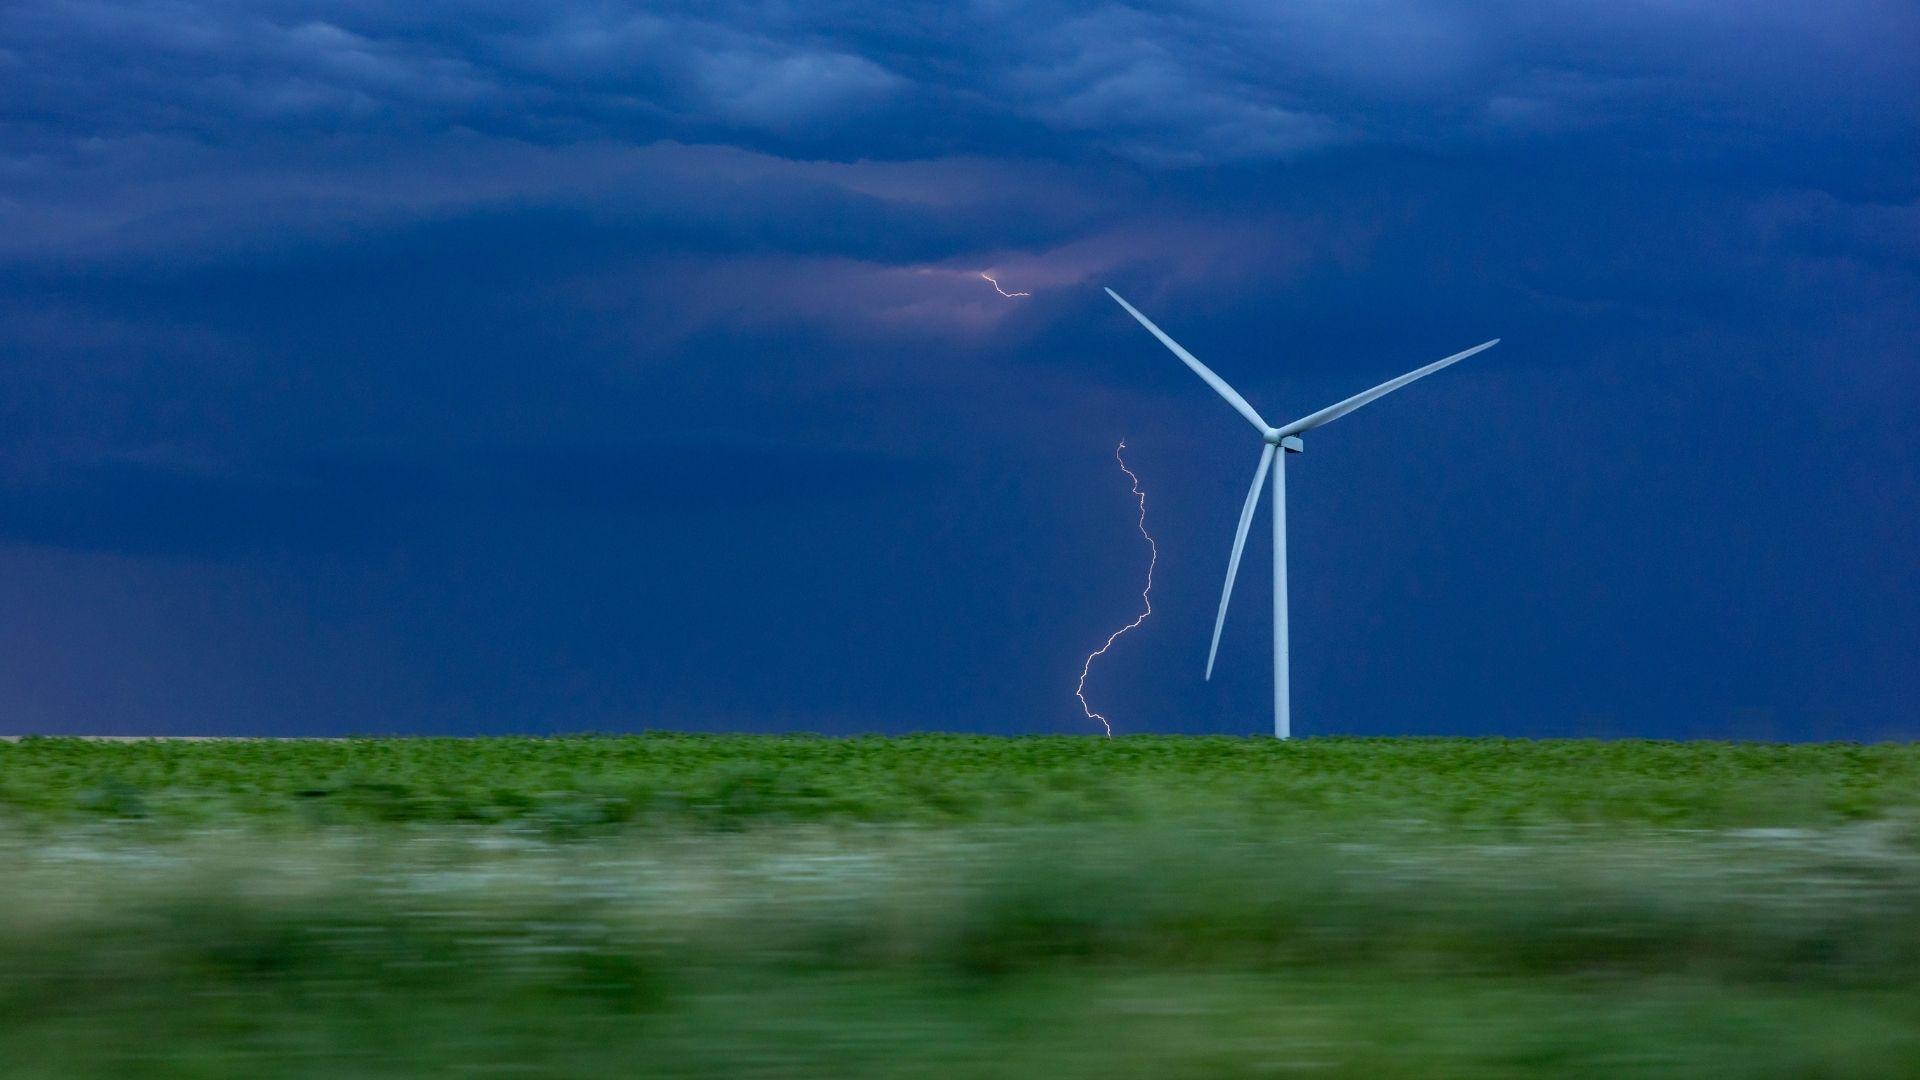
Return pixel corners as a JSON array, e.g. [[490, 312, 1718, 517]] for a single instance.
[[1106, 288, 1499, 738]]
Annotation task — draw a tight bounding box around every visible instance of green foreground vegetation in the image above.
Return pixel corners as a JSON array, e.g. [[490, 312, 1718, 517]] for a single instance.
[[1, 735, 1917, 1077]]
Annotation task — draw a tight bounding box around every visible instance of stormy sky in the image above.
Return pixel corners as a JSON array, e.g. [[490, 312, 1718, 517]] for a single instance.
[[2, 1, 1915, 737]]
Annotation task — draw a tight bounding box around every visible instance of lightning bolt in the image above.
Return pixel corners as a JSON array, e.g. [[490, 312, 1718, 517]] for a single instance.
[[1075, 439, 1156, 738], [980, 271, 1031, 298]]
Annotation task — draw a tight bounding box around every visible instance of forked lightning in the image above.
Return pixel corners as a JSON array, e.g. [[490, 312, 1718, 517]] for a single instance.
[[1074, 439, 1156, 737]]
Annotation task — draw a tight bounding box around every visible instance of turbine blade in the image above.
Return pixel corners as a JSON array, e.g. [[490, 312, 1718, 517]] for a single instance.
[[1207, 442, 1277, 680], [1106, 288, 1269, 433], [1276, 339, 1500, 438]]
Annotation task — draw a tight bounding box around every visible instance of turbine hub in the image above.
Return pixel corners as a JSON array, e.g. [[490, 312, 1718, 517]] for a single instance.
[[1264, 431, 1304, 453]]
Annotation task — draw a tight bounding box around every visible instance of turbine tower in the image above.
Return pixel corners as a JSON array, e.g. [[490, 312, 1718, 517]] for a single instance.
[[1106, 288, 1498, 739]]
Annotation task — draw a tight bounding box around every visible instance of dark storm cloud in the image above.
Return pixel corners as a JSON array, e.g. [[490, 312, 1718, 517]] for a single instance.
[[0, 439, 931, 558], [6, 0, 1913, 262], [0, 0, 1914, 737], [4, 1, 1912, 361]]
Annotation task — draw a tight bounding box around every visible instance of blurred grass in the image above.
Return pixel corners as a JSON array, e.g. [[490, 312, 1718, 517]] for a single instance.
[[0, 736, 1917, 1076]]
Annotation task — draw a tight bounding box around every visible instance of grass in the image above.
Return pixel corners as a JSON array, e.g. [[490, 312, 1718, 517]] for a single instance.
[[4, 735, 1916, 830], [1, 735, 1917, 1076]]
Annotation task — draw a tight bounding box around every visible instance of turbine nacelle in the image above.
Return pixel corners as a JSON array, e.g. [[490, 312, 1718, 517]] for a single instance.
[[1263, 431, 1304, 453]]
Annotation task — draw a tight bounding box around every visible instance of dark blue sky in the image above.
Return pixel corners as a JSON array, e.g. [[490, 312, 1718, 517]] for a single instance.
[[2, 1, 1915, 738]]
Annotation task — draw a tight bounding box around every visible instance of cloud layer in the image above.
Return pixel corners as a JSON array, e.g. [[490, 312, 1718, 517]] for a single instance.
[[0, 0, 1914, 736]]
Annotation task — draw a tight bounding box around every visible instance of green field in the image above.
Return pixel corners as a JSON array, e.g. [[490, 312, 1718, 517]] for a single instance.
[[2, 735, 1917, 1077]]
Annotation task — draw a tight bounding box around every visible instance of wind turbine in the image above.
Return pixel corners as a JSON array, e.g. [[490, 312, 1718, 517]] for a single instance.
[[1105, 287, 1498, 739]]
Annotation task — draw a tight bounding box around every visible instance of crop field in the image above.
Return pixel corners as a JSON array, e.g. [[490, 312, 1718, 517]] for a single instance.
[[2, 735, 1918, 1077]]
